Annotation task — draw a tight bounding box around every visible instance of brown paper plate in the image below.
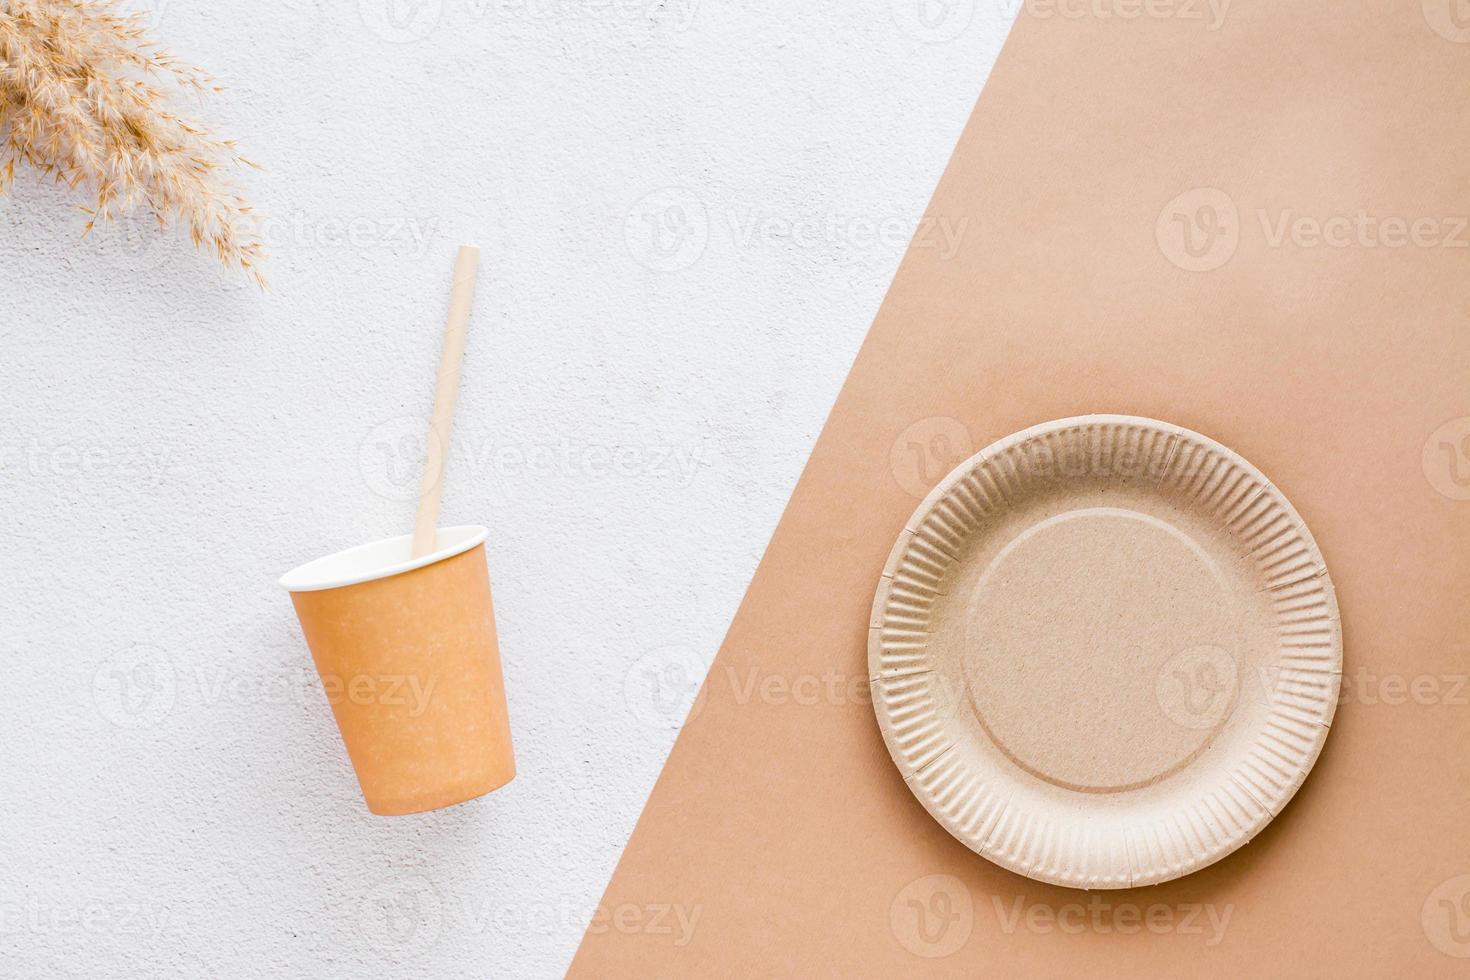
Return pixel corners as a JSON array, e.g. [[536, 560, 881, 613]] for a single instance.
[[869, 416, 1342, 888]]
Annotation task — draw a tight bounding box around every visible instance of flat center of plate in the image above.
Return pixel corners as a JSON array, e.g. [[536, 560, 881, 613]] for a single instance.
[[964, 506, 1234, 793]]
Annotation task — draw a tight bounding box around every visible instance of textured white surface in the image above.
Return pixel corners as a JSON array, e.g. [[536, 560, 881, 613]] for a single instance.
[[0, 2, 1009, 975]]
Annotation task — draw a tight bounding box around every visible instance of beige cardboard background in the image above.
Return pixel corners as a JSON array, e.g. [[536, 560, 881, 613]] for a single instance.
[[571, 2, 1470, 974]]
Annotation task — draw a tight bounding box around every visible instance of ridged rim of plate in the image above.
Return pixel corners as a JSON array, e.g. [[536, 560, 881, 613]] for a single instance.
[[868, 415, 1342, 889]]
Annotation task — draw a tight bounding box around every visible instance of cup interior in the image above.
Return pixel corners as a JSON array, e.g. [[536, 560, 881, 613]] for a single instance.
[[279, 525, 487, 592]]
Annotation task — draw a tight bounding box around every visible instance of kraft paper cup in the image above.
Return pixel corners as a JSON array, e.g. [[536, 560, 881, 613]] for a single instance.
[[280, 525, 515, 815]]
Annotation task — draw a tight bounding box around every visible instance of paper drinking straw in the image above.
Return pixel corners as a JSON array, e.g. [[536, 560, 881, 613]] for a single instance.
[[412, 245, 480, 558]]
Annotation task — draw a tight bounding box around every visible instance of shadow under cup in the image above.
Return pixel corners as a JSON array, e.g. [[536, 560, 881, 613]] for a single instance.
[[280, 526, 515, 815]]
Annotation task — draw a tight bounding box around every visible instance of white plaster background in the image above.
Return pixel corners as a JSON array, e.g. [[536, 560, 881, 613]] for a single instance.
[[0, 2, 1011, 975]]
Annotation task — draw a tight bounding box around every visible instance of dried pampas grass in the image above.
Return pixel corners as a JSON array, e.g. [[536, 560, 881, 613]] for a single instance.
[[0, 0, 264, 285]]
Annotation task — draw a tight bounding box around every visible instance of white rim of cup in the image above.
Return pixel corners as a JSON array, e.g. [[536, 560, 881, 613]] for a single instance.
[[279, 525, 488, 593]]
